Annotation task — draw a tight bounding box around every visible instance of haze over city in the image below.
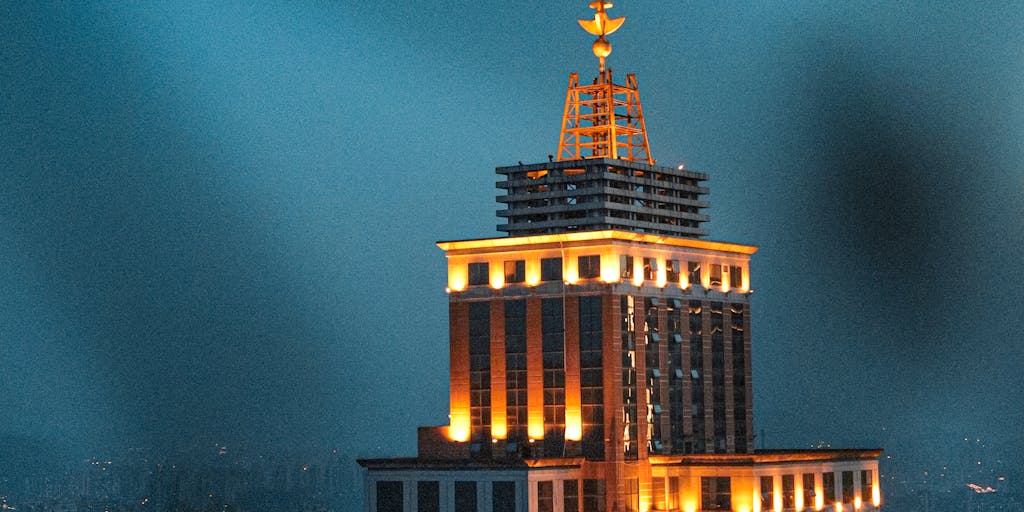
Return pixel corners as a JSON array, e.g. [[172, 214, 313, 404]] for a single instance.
[[2, 2, 1022, 511]]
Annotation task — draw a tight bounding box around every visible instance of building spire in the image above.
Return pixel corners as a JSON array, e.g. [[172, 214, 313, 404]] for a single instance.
[[577, 1, 625, 74], [558, 1, 653, 164]]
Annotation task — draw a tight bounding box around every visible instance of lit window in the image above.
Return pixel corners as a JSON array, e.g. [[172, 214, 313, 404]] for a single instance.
[[710, 264, 723, 287], [643, 257, 658, 280], [504, 260, 525, 283], [620, 255, 634, 279], [468, 262, 489, 286], [667, 259, 680, 283]]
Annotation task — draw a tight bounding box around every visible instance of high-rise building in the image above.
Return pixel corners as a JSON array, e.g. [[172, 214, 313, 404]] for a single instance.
[[359, 4, 881, 512]]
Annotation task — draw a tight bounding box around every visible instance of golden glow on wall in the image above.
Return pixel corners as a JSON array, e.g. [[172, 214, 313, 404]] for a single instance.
[[854, 496, 862, 510], [631, 256, 643, 286], [815, 484, 825, 511], [437, 230, 758, 255], [871, 481, 881, 507], [741, 266, 751, 293], [564, 415, 582, 441], [525, 259, 541, 286], [835, 501, 843, 512], [491, 418, 507, 440], [448, 263, 468, 292], [564, 256, 580, 284], [447, 415, 470, 443], [701, 264, 711, 289], [795, 482, 804, 512], [656, 261, 667, 287], [600, 252, 619, 283], [528, 419, 544, 440], [489, 262, 504, 289], [752, 490, 761, 512], [681, 497, 698, 512]]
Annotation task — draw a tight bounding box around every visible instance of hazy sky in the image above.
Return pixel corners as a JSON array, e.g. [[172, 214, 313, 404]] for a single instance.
[[2, 0, 1022, 484]]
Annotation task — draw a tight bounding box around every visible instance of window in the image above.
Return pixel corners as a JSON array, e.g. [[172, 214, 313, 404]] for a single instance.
[[564, 480, 580, 512], [538, 481, 554, 512], [469, 262, 489, 286], [418, 481, 440, 512], [504, 260, 525, 283], [802, 474, 816, 510], [701, 477, 732, 511], [652, 477, 666, 510], [666, 259, 680, 283], [376, 481, 403, 512], [822, 473, 836, 504], [620, 255, 634, 279], [861, 470, 873, 503], [578, 255, 600, 279], [583, 479, 606, 512], [760, 476, 774, 512], [730, 265, 743, 288], [455, 481, 477, 512], [842, 471, 854, 503], [687, 261, 701, 286], [668, 477, 680, 510], [710, 264, 723, 287], [541, 257, 562, 281], [625, 478, 639, 512], [643, 257, 658, 280], [782, 475, 795, 510]]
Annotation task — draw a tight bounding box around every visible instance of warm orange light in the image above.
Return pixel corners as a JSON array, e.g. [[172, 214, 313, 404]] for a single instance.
[[631, 257, 643, 286], [447, 418, 470, 443], [655, 260, 668, 287], [448, 263, 468, 292], [871, 484, 881, 507], [491, 418, 507, 440], [774, 490, 783, 512], [741, 265, 750, 293], [525, 259, 541, 286], [489, 263, 504, 289], [701, 264, 711, 289], [600, 252, 619, 283], [437, 230, 758, 256], [795, 488, 804, 511], [834, 502, 843, 512], [815, 482, 825, 511], [752, 490, 761, 512], [528, 422, 544, 441], [564, 254, 579, 283], [854, 496, 862, 510], [565, 409, 582, 441], [682, 498, 698, 512]]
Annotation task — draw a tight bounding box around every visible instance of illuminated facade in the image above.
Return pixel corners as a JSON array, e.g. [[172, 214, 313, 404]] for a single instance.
[[359, 3, 880, 512]]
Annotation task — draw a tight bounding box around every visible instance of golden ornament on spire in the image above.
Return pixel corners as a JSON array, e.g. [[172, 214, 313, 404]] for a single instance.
[[577, 1, 625, 73]]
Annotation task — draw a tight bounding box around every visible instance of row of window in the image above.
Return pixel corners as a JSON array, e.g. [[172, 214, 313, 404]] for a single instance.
[[466, 257, 745, 288], [376, 480, 516, 512]]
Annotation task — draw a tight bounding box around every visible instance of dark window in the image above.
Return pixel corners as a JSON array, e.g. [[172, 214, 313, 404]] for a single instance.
[[563, 480, 579, 512], [542, 298, 565, 455], [842, 471, 854, 503], [541, 257, 563, 282], [701, 477, 731, 511], [861, 470, 873, 503], [760, 476, 774, 512], [823, 473, 836, 504], [538, 481, 554, 512], [418, 481, 440, 512], [493, 482, 516, 512], [468, 302, 491, 442], [782, 475, 795, 510], [505, 300, 528, 442], [455, 481, 477, 512], [504, 260, 525, 283], [579, 296, 604, 460], [802, 474, 816, 510], [469, 262, 489, 286], [730, 265, 743, 288], [583, 479, 606, 512], [376, 481, 403, 512], [578, 255, 600, 279]]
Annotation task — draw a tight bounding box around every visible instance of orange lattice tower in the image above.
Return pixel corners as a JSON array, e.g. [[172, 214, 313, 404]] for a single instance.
[[557, 1, 654, 164]]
